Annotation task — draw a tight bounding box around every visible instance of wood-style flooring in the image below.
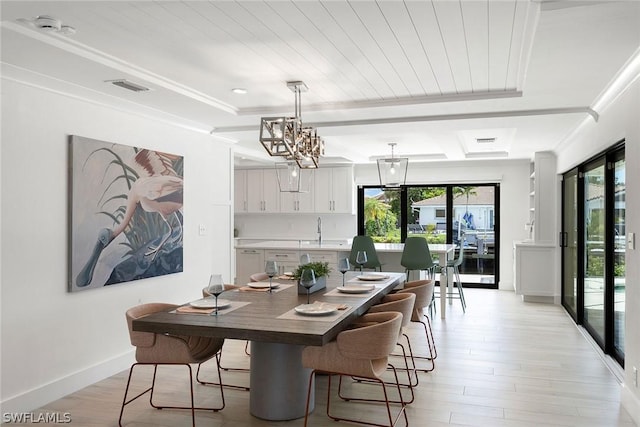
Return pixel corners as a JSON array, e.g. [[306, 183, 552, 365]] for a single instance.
[[14, 288, 636, 426]]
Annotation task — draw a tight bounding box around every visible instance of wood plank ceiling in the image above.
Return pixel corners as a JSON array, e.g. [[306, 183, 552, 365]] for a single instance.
[[2, 1, 639, 164]]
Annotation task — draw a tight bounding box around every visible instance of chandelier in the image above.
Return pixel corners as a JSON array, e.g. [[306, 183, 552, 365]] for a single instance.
[[259, 81, 324, 169], [377, 143, 408, 187]]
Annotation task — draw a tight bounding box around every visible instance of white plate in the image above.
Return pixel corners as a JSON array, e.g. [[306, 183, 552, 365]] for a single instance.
[[356, 274, 390, 281], [294, 303, 337, 316], [247, 282, 280, 289], [189, 298, 232, 309], [337, 284, 375, 294]]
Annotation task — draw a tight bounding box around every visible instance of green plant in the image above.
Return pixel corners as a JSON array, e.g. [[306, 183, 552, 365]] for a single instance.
[[292, 261, 332, 279]]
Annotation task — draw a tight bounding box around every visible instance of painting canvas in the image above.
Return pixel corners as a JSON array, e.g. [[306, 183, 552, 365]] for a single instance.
[[69, 136, 184, 291]]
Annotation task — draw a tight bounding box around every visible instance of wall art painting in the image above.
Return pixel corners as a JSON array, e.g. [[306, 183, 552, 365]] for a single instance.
[[69, 136, 184, 291]]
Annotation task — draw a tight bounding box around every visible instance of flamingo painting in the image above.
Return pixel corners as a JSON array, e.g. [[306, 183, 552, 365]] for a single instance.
[[70, 137, 184, 290]]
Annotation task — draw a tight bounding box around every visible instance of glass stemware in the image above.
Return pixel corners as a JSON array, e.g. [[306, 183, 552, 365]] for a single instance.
[[265, 260, 278, 293], [300, 253, 311, 265], [299, 268, 316, 304], [355, 251, 368, 272], [207, 274, 226, 316], [338, 258, 350, 286]]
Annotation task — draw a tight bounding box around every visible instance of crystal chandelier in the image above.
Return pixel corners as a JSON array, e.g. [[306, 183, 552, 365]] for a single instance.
[[377, 143, 408, 187], [259, 81, 324, 169]]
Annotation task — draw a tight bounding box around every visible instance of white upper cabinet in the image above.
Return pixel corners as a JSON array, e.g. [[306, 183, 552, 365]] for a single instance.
[[313, 167, 354, 214], [234, 169, 248, 213], [246, 169, 280, 213], [235, 166, 353, 214], [280, 187, 315, 213]]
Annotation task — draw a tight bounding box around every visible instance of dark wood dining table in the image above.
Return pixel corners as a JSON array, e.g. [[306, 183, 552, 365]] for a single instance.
[[132, 271, 405, 421]]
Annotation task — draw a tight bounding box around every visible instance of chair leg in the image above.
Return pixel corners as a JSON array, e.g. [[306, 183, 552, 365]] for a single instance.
[[348, 339, 416, 404], [410, 317, 436, 372], [303, 370, 316, 427], [196, 350, 249, 391], [119, 364, 155, 427], [329, 371, 407, 427], [453, 266, 466, 312], [151, 363, 225, 413]]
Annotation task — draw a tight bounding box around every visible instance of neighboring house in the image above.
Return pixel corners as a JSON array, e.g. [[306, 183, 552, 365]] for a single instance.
[[411, 186, 496, 232]]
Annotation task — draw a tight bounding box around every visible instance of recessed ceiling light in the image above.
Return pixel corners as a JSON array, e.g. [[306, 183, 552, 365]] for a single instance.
[[232, 88, 247, 94]]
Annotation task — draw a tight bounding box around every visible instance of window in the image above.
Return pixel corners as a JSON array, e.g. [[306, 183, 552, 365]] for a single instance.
[[357, 183, 500, 288]]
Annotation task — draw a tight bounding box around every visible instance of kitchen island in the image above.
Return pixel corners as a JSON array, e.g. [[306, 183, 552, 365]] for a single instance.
[[235, 239, 456, 318]]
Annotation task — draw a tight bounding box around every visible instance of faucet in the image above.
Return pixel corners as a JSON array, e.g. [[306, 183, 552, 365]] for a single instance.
[[317, 217, 322, 246]]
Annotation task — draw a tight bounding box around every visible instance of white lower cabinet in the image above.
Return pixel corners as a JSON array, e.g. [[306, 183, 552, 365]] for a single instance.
[[513, 241, 558, 302], [264, 250, 299, 275], [235, 249, 264, 285]]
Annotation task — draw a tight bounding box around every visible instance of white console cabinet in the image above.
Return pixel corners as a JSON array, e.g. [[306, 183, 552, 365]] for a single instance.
[[513, 242, 558, 303]]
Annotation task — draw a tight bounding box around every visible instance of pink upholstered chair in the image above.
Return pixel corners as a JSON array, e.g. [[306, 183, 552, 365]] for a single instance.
[[396, 279, 437, 373], [120, 303, 225, 427], [363, 292, 418, 399], [249, 272, 270, 282], [199, 287, 249, 391], [302, 311, 408, 427]]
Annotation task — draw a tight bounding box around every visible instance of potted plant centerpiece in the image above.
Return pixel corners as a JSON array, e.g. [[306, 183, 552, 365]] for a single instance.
[[293, 261, 332, 295]]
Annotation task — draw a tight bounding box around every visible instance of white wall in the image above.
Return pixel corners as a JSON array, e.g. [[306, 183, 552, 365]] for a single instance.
[[556, 78, 640, 423], [0, 79, 234, 413]]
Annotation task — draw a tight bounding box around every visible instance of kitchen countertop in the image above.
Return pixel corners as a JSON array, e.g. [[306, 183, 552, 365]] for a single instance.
[[235, 239, 352, 251], [235, 240, 409, 253]]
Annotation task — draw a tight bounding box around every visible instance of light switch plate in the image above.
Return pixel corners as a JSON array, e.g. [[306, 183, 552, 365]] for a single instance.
[[628, 232, 635, 250]]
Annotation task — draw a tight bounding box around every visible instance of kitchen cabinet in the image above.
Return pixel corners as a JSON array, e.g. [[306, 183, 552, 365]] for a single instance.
[[246, 169, 279, 213], [264, 250, 299, 275], [313, 167, 354, 214], [234, 170, 248, 213], [235, 248, 264, 284], [280, 173, 315, 213]]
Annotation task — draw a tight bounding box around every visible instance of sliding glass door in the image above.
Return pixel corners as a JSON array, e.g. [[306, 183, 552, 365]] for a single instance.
[[612, 152, 625, 362], [561, 170, 579, 320], [359, 183, 499, 288], [561, 142, 625, 366], [583, 159, 606, 346]]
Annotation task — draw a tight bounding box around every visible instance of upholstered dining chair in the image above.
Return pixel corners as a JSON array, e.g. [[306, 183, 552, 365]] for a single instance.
[[360, 292, 418, 401], [396, 279, 437, 373], [120, 303, 225, 427], [249, 272, 270, 282], [400, 236, 437, 281], [200, 287, 250, 391], [301, 311, 408, 427], [348, 235, 383, 271]]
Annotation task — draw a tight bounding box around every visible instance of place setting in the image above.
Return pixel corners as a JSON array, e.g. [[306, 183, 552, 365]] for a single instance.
[[176, 274, 250, 315], [278, 301, 350, 322]]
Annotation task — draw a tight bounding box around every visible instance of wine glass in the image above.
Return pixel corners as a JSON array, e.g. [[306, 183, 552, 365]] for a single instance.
[[338, 258, 350, 286], [265, 261, 278, 293], [299, 253, 311, 265], [207, 274, 226, 316], [355, 251, 368, 272], [299, 268, 316, 304]]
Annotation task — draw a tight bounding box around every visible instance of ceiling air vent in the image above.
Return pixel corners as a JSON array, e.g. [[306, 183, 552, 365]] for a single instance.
[[106, 79, 150, 92], [476, 137, 496, 144]]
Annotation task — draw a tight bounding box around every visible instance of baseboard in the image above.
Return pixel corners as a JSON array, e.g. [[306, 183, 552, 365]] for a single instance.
[[521, 294, 556, 304], [622, 384, 640, 425], [0, 350, 134, 414]]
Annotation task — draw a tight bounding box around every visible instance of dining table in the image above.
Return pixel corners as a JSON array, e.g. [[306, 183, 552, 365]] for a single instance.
[[132, 271, 406, 421]]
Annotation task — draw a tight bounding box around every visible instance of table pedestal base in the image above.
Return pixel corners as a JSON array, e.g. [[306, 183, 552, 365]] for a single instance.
[[250, 341, 315, 420]]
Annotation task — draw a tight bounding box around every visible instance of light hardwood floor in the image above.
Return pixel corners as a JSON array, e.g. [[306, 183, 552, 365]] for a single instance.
[[14, 288, 636, 426]]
